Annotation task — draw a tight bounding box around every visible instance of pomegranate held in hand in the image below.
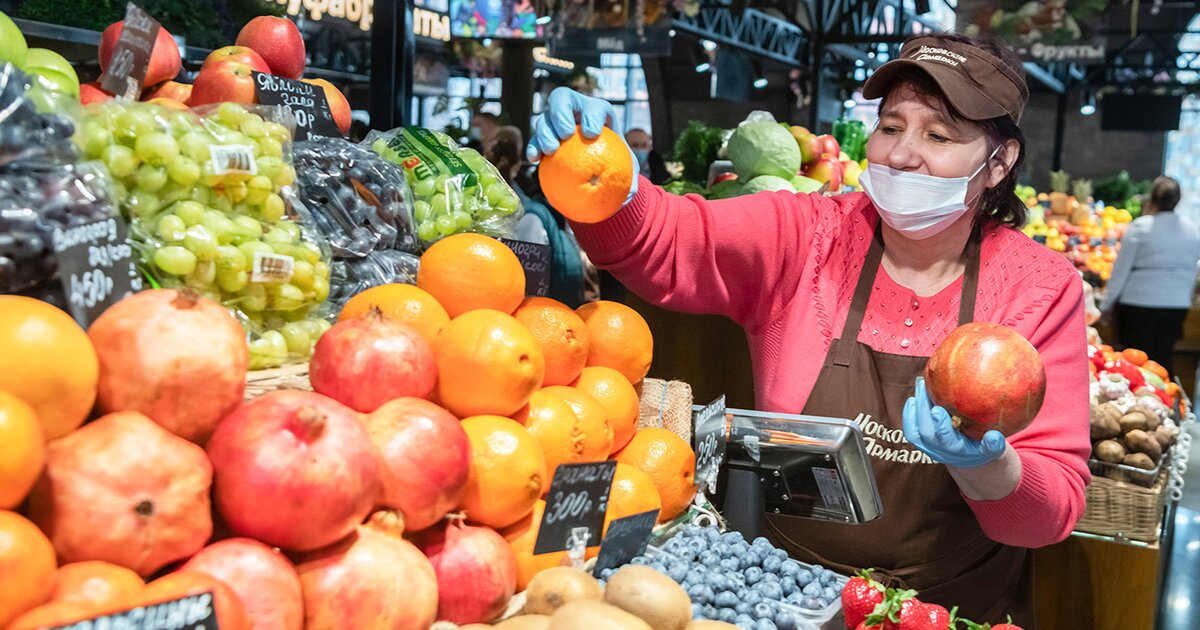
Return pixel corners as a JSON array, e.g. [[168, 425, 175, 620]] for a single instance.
[[88, 289, 248, 444], [413, 517, 518, 624], [924, 322, 1046, 440], [181, 538, 303, 630], [310, 309, 438, 412], [366, 398, 471, 531], [207, 390, 381, 551], [295, 511, 438, 630]]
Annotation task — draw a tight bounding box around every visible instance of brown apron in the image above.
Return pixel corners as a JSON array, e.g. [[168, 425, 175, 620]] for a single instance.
[[764, 225, 1034, 627]]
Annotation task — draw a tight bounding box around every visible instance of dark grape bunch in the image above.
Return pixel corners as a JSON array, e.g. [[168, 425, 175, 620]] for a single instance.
[[599, 525, 846, 630], [293, 137, 420, 258], [326, 250, 421, 312], [0, 63, 79, 169]]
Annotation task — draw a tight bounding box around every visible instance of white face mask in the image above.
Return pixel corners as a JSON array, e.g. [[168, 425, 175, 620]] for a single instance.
[[859, 146, 1000, 240]]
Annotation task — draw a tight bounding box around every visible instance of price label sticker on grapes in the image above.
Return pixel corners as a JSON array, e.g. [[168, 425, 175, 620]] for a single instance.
[[534, 461, 617, 555], [54, 214, 138, 329], [210, 145, 258, 176], [253, 72, 342, 141], [100, 3, 162, 98], [593, 508, 659, 577], [250, 252, 295, 284], [499, 238, 551, 297], [693, 395, 726, 493], [48, 590, 218, 630]]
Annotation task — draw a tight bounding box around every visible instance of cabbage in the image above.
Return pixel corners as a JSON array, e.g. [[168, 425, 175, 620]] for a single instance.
[[707, 179, 744, 199], [726, 120, 802, 179], [791, 175, 823, 193], [742, 175, 797, 194]]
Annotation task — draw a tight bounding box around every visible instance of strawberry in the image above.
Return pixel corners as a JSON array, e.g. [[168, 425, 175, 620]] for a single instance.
[[895, 600, 952, 630], [842, 569, 887, 629], [960, 616, 1023, 630]]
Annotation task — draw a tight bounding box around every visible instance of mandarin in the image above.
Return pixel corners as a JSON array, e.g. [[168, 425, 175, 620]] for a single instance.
[[538, 127, 634, 224], [575, 301, 653, 384], [512, 390, 587, 484], [337, 283, 450, 345], [0, 392, 44, 509], [0, 296, 98, 439], [616, 428, 696, 522], [513, 297, 590, 387], [435, 310, 546, 417], [417, 233, 526, 317], [540, 386, 613, 463], [0, 511, 57, 627], [459, 416, 548, 530], [572, 366, 640, 455]]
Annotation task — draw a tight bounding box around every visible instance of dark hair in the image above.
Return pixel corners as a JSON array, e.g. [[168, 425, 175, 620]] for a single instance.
[[487, 126, 524, 184], [1151, 176, 1181, 213], [877, 33, 1029, 229], [474, 112, 499, 124]]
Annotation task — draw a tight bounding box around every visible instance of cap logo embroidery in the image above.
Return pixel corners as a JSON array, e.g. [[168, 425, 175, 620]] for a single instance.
[[912, 45, 967, 66]]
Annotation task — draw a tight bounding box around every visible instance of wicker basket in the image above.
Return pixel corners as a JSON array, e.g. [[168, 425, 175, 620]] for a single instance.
[[244, 363, 312, 400], [636, 377, 694, 444], [1075, 467, 1168, 543]]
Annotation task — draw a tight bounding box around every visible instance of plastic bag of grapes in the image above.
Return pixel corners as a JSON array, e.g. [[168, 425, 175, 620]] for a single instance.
[[326, 250, 421, 313], [77, 99, 336, 369], [0, 62, 80, 169], [293, 136, 420, 258], [368, 127, 524, 246]]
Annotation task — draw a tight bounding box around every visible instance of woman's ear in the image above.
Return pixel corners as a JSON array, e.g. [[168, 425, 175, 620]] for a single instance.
[[987, 139, 1020, 187]]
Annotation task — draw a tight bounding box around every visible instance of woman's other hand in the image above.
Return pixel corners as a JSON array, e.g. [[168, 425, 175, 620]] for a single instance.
[[526, 87, 638, 207], [902, 377, 1007, 468]]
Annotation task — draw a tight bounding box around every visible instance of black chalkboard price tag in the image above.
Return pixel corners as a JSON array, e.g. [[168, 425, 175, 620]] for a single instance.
[[54, 214, 138, 329], [693, 395, 727, 491], [593, 508, 659, 577], [100, 3, 162, 98], [252, 72, 342, 141], [533, 460, 617, 555], [499, 238, 551, 297], [49, 590, 218, 630]]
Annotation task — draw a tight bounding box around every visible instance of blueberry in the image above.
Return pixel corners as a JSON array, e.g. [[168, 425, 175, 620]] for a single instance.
[[760, 572, 780, 583], [822, 587, 839, 601], [735, 614, 756, 626], [761, 581, 785, 601], [741, 551, 763, 570], [691, 603, 706, 620], [774, 611, 798, 630], [802, 596, 822, 609], [781, 576, 798, 595], [663, 538, 685, 553], [820, 571, 840, 586], [785, 592, 805, 605], [753, 536, 772, 549], [702, 604, 719, 618], [687, 582, 706, 598], [755, 619, 778, 630], [667, 564, 689, 582], [688, 568, 706, 583], [762, 555, 783, 573], [796, 569, 814, 586], [712, 542, 731, 557], [600, 568, 615, 579], [683, 524, 702, 537], [745, 567, 764, 585], [649, 562, 666, 573], [720, 558, 741, 573], [704, 527, 722, 542], [715, 591, 739, 608], [688, 538, 708, 554], [753, 601, 776, 617], [743, 590, 763, 605], [722, 531, 746, 544], [700, 551, 721, 566], [802, 582, 822, 597], [811, 564, 826, 574], [719, 607, 738, 622], [780, 559, 801, 576], [700, 586, 717, 604], [773, 548, 789, 560], [631, 556, 649, 565], [735, 602, 753, 615], [707, 573, 730, 592]]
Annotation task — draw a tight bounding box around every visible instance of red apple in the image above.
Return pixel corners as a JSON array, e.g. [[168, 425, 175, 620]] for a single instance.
[[204, 46, 270, 74], [189, 62, 257, 106], [80, 81, 113, 104], [805, 157, 844, 191], [815, 134, 841, 159], [98, 21, 181, 87], [302, 78, 350, 134], [236, 16, 306, 79], [142, 80, 192, 103]]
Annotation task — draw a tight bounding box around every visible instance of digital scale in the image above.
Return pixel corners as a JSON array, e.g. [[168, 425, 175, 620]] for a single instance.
[[715, 408, 884, 538]]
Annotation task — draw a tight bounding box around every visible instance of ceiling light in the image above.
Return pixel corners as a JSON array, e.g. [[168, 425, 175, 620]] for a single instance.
[[695, 62, 711, 73], [701, 39, 718, 52]]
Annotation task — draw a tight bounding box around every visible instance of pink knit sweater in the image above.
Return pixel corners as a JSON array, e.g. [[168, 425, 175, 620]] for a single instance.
[[571, 178, 1092, 548]]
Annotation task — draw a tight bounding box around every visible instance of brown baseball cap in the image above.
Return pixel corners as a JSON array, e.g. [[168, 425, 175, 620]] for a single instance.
[[862, 36, 1029, 124]]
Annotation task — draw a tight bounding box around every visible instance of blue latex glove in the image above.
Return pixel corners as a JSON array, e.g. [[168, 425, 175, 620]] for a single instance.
[[902, 377, 1007, 468], [526, 87, 639, 207]]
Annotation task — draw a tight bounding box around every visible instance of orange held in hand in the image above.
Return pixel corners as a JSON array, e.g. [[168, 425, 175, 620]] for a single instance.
[[538, 127, 634, 224]]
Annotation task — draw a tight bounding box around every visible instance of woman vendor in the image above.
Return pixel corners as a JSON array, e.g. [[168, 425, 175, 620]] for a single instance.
[[526, 34, 1090, 625]]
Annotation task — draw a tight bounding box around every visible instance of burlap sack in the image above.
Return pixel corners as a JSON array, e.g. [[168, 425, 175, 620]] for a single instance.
[[636, 377, 694, 445]]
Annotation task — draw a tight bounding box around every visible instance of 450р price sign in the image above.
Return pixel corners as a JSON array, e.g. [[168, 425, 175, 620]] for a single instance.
[[54, 214, 137, 328], [534, 461, 617, 555]]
